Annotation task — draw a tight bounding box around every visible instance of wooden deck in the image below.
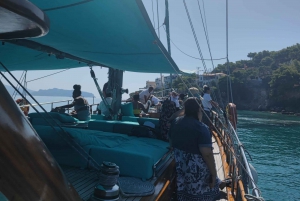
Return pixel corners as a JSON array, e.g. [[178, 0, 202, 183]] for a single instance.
[[213, 137, 228, 201], [61, 156, 175, 201], [61, 138, 228, 201]]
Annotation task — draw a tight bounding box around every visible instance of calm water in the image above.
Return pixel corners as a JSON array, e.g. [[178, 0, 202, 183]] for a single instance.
[[14, 96, 300, 200], [237, 111, 300, 201]]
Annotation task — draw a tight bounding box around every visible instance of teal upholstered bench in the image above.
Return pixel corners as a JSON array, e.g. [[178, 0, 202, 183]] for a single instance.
[[33, 125, 169, 179], [88, 120, 139, 134], [29, 112, 78, 126]]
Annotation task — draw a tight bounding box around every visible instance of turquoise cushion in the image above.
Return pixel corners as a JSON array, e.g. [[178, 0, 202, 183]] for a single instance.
[[122, 116, 138, 122], [33, 125, 169, 179], [121, 103, 134, 116], [29, 112, 78, 123], [91, 114, 105, 120], [31, 118, 62, 126], [33, 125, 92, 168], [88, 120, 139, 133], [89, 137, 169, 179], [88, 120, 115, 132]]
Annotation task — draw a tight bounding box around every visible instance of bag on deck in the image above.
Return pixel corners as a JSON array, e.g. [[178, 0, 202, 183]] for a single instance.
[[129, 125, 157, 139]]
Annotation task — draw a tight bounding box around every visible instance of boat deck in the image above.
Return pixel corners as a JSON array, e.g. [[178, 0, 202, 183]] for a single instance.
[[61, 156, 175, 201], [213, 137, 228, 201]]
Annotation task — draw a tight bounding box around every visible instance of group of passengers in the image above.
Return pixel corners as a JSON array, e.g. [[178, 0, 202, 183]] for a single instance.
[[55, 83, 229, 200], [138, 85, 229, 201]]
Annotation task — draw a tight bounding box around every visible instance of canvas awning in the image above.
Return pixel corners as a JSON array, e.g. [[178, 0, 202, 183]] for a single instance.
[[0, 0, 180, 74]]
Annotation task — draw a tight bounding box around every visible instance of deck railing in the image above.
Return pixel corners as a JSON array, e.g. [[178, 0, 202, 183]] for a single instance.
[[212, 111, 262, 200], [21, 99, 99, 114]]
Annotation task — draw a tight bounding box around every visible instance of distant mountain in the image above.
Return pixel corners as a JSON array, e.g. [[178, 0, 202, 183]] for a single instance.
[[32, 88, 94, 97], [4, 85, 94, 97], [4, 85, 34, 95]]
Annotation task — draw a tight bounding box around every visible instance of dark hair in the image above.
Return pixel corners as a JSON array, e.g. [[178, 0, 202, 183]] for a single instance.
[[149, 86, 154, 91], [184, 97, 202, 120], [203, 86, 210, 93], [103, 82, 112, 97], [133, 94, 139, 101], [73, 84, 81, 97]]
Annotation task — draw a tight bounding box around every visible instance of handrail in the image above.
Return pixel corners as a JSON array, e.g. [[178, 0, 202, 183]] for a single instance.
[[21, 99, 72, 107], [212, 109, 262, 198], [228, 121, 261, 198]]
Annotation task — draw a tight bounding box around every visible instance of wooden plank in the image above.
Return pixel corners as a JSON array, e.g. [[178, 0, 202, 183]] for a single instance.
[[212, 131, 234, 201]]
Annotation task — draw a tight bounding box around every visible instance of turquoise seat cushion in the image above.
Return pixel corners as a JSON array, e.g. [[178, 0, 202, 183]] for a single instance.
[[88, 120, 115, 132], [31, 118, 62, 126], [121, 103, 134, 116], [33, 125, 92, 168], [121, 116, 138, 122], [29, 112, 78, 123], [89, 136, 169, 179], [33, 125, 169, 179], [91, 114, 105, 120], [88, 120, 139, 133]]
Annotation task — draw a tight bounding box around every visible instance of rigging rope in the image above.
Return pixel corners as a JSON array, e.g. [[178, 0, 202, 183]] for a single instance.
[[196, 0, 225, 109], [151, 0, 156, 29], [226, 0, 234, 103], [12, 71, 25, 99], [0, 62, 101, 170], [162, 26, 226, 61], [156, 0, 160, 38], [182, 0, 208, 73], [26, 68, 70, 83]]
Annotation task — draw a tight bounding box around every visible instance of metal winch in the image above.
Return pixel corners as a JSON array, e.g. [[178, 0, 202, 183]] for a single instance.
[[90, 162, 120, 201]]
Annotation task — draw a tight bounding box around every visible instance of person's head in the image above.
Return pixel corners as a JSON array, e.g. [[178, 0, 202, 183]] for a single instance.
[[203, 85, 210, 94], [148, 86, 154, 93], [171, 91, 178, 97], [133, 94, 139, 102], [184, 97, 203, 120], [103, 82, 111, 98], [73, 84, 81, 99]]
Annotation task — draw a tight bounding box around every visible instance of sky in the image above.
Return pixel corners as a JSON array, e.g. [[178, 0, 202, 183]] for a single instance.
[[2, 0, 300, 99]]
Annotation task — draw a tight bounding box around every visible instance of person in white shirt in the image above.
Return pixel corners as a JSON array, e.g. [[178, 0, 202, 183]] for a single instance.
[[170, 91, 180, 110], [97, 82, 112, 117], [201, 85, 218, 127], [139, 87, 154, 104], [150, 95, 161, 106]]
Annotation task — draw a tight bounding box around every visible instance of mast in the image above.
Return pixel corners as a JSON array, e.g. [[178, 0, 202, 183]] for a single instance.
[[165, 0, 172, 90]]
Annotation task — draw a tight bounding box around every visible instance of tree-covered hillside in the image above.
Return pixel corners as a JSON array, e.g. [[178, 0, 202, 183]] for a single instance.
[[213, 44, 300, 112]]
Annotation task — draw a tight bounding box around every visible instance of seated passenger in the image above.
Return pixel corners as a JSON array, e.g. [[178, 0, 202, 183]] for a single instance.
[[56, 84, 90, 121], [97, 82, 112, 118], [132, 94, 150, 117]]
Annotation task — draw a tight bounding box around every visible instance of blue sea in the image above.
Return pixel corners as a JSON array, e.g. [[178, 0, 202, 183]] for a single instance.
[[12, 96, 300, 200], [237, 111, 300, 201]]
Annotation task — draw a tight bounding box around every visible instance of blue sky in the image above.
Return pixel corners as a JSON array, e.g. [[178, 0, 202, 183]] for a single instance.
[[2, 0, 300, 99]]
